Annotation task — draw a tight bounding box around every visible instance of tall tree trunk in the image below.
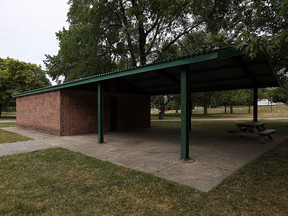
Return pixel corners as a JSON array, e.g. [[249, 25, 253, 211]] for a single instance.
[[224, 105, 227, 114], [203, 92, 208, 115], [0, 104, 2, 118], [175, 105, 179, 113], [132, 0, 147, 66], [204, 106, 208, 115], [160, 102, 165, 115], [248, 104, 251, 114], [138, 25, 147, 66], [119, 0, 137, 66], [230, 104, 234, 114]]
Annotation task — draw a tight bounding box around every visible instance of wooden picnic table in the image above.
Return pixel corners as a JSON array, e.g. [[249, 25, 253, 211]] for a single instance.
[[235, 121, 266, 133], [229, 121, 276, 141]]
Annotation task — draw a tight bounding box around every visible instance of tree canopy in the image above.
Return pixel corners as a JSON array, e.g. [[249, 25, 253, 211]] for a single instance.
[[0, 58, 50, 115], [45, 0, 288, 83], [220, 0, 288, 79], [44, 0, 237, 82]]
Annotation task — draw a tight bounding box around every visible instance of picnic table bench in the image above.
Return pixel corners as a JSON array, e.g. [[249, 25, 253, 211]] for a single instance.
[[227, 122, 276, 142], [257, 128, 276, 140]]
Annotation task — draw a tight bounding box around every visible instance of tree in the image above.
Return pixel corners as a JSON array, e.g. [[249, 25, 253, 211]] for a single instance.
[[191, 92, 215, 115], [151, 94, 175, 115], [0, 58, 50, 117], [217, 0, 288, 79], [45, 0, 235, 82], [271, 77, 288, 104], [214, 90, 250, 114]]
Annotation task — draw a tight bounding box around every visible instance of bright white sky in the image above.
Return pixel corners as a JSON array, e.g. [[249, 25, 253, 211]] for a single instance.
[[0, 0, 69, 69]]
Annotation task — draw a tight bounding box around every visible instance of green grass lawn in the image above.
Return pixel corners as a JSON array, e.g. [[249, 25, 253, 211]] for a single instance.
[[0, 122, 30, 144], [0, 112, 16, 120], [152, 120, 288, 136], [0, 112, 16, 117], [152, 105, 288, 119], [152, 106, 288, 137], [0, 122, 16, 128], [0, 147, 287, 215], [0, 129, 31, 144]]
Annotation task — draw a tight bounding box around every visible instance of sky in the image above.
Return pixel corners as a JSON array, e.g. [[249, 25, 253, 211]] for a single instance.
[[0, 0, 69, 69]]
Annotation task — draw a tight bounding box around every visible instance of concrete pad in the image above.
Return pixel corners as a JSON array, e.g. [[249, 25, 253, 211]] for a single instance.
[[3, 127, 284, 192], [155, 161, 232, 192]]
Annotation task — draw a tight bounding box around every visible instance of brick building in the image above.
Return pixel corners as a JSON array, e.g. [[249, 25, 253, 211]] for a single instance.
[[16, 88, 150, 136], [13, 48, 280, 159]]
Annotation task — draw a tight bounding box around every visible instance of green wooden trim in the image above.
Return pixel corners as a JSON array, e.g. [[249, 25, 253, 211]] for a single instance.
[[12, 49, 223, 98], [13, 47, 279, 99], [98, 82, 104, 144], [180, 68, 190, 160]]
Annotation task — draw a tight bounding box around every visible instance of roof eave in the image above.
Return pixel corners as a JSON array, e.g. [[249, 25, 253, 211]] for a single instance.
[[13, 49, 222, 98]]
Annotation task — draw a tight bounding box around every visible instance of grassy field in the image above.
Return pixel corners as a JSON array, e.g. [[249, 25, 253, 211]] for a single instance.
[[0, 122, 30, 144], [192, 105, 288, 116], [151, 105, 288, 136], [152, 105, 288, 119], [0, 112, 16, 120], [0, 130, 31, 144], [0, 112, 16, 117], [0, 147, 287, 215], [152, 120, 288, 136], [0, 122, 16, 127]]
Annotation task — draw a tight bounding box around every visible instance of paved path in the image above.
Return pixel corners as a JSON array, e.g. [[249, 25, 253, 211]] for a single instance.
[[0, 119, 16, 123], [0, 140, 53, 157]]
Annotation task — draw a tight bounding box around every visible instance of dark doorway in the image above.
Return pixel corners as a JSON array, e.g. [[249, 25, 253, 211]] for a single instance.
[[110, 96, 118, 131]]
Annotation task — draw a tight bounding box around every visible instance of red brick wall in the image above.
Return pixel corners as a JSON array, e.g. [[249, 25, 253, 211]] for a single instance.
[[60, 89, 102, 136], [16, 89, 150, 136], [60, 90, 150, 135], [16, 91, 61, 135]]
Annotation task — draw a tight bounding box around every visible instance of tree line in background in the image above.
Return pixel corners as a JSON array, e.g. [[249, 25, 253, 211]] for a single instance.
[[151, 86, 288, 115], [0, 58, 50, 116]]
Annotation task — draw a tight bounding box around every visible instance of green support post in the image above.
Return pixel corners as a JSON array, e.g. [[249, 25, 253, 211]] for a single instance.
[[98, 82, 104, 143], [253, 88, 258, 122], [180, 68, 190, 160]]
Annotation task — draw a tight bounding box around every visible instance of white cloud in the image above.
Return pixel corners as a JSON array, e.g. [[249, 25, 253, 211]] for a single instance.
[[0, 0, 69, 68]]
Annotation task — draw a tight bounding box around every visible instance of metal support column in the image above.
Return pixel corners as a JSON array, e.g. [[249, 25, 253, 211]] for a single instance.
[[98, 82, 104, 143], [253, 88, 258, 122], [180, 69, 190, 160], [189, 91, 192, 131]]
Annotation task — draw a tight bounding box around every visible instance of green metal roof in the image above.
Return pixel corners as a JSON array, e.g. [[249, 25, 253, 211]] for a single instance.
[[13, 47, 280, 98]]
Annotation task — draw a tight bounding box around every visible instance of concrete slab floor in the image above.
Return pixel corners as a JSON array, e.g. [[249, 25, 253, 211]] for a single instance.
[[3, 127, 285, 192]]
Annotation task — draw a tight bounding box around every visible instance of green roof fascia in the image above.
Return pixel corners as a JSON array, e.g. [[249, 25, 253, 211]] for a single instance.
[[217, 48, 243, 60], [12, 48, 239, 98]]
